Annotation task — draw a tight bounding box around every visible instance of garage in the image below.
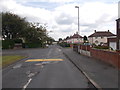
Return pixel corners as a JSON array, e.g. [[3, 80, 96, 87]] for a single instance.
[[109, 42, 116, 50]]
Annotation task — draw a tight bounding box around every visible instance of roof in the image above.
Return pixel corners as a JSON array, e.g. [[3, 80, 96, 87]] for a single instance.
[[70, 33, 83, 39], [116, 18, 120, 21], [88, 30, 116, 37]]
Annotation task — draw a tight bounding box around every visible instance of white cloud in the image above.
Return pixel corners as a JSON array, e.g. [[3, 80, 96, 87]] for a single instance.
[[0, 0, 118, 40]]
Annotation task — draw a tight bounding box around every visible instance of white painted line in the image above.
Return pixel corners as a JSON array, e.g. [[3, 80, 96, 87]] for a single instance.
[[22, 78, 32, 90]]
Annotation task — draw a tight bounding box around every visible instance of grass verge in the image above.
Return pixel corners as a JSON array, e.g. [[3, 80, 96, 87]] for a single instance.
[[0, 55, 26, 68]]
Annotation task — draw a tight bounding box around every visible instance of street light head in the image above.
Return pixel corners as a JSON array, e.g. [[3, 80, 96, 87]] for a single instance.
[[75, 6, 79, 8]]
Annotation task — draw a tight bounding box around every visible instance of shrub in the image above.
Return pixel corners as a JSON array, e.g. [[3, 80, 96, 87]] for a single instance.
[[13, 39, 23, 43], [2, 39, 15, 49], [94, 46, 109, 49], [22, 43, 42, 48], [59, 42, 70, 47]]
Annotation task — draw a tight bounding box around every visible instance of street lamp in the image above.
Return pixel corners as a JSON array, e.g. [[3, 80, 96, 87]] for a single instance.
[[75, 6, 80, 44], [75, 6, 79, 34]]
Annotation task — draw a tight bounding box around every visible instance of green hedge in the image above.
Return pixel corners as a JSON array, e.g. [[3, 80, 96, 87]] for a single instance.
[[22, 43, 42, 48], [13, 39, 23, 43], [94, 46, 109, 49], [2, 39, 15, 49], [59, 42, 70, 47]]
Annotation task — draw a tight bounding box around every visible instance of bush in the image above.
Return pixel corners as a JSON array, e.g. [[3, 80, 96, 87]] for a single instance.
[[13, 39, 23, 43], [22, 43, 42, 48], [59, 42, 70, 47], [94, 46, 109, 49], [2, 39, 15, 49]]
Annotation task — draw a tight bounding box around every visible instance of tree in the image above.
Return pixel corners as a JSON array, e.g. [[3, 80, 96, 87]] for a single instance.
[[83, 35, 88, 43], [2, 12, 54, 47], [59, 38, 62, 41], [2, 12, 28, 39]]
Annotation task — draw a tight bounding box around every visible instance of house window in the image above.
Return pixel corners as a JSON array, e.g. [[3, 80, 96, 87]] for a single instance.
[[95, 40, 98, 43]]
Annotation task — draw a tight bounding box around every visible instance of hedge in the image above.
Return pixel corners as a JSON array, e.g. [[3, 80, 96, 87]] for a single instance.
[[2, 39, 15, 49], [13, 39, 23, 43], [94, 46, 109, 49], [22, 43, 42, 48], [59, 42, 70, 47]]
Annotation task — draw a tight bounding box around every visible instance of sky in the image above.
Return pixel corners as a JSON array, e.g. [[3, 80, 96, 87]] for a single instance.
[[0, 0, 119, 41]]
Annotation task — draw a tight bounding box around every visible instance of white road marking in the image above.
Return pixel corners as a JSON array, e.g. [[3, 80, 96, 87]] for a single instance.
[[22, 78, 32, 90], [58, 49, 61, 51], [13, 64, 22, 69]]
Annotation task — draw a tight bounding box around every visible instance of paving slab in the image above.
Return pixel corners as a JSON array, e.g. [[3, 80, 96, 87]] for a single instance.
[[63, 48, 119, 89]]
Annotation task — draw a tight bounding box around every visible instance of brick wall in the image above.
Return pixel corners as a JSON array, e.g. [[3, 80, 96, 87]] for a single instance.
[[73, 44, 120, 69], [91, 48, 120, 69], [79, 45, 91, 51]]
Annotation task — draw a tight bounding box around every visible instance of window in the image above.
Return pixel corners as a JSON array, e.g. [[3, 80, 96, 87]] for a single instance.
[[95, 40, 98, 43]]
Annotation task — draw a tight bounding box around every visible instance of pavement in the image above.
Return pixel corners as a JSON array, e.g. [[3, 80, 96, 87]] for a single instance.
[[62, 48, 119, 88], [2, 45, 92, 89]]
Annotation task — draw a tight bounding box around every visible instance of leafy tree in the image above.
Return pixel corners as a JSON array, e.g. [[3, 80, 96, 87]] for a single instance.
[[59, 38, 62, 41], [2, 12, 28, 39], [83, 35, 88, 43], [2, 12, 54, 47]]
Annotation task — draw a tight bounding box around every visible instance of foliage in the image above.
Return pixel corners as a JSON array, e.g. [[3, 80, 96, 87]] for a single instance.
[[83, 36, 88, 43], [2, 12, 55, 48], [2, 12, 28, 39], [13, 39, 23, 43], [94, 46, 109, 49], [22, 43, 42, 48], [58, 38, 62, 41], [2, 39, 15, 49], [59, 42, 70, 47]]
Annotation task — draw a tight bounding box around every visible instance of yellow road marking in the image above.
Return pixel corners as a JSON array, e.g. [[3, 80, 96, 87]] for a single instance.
[[25, 59, 63, 62]]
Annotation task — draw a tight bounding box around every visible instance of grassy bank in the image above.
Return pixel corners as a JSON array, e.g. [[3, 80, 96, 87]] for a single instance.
[[1, 55, 26, 67]]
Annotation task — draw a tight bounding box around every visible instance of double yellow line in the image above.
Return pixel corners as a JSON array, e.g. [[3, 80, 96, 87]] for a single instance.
[[25, 59, 63, 62]]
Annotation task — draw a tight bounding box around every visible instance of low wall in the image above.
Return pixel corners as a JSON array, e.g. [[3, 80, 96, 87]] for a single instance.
[[72, 44, 120, 69], [79, 45, 91, 51], [79, 49, 91, 57], [73, 44, 78, 52], [91, 48, 120, 69]]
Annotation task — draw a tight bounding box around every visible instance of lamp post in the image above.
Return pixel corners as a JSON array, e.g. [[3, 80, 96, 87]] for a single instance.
[[75, 6, 80, 43], [75, 6, 80, 52]]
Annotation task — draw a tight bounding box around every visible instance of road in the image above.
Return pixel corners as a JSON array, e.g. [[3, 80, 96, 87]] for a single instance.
[[2, 45, 91, 89]]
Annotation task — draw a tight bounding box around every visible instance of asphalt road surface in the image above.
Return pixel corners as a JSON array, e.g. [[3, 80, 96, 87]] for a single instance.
[[2, 45, 92, 89]]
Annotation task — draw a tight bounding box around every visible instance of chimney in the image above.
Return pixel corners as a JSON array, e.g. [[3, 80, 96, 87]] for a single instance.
[[108, 30, 109, 32], [94, 30, 96, 33]]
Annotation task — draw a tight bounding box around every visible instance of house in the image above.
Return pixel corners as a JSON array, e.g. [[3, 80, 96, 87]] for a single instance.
[[107, 37, 117, 50], [116, 18, 120, 50], [107, 18, 120, 51], [88, 30, 116, 46], [66, 32, 83, 44]]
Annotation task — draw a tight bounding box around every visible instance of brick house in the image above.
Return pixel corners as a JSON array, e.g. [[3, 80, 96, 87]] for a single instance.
[[66, 32, 83, 44], [107, 37, 117, 50], [116, 18, 120, 50], [88, 30, 116, 45]]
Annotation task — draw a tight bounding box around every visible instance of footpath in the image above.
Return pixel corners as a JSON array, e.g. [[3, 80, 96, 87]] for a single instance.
[[62, 48, 119, 89]]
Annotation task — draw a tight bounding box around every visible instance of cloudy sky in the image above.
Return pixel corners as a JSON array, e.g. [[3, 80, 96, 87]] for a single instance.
[[0, 0, 119, 40]]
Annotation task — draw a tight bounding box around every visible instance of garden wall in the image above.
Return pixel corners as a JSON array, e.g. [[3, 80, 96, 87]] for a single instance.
[[90, 48, 120, 69]]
